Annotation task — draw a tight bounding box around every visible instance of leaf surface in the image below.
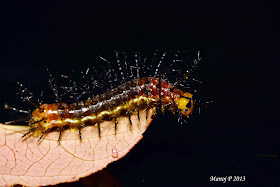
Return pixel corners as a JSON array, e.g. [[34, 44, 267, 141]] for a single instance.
[[0, 109, 153, 186]]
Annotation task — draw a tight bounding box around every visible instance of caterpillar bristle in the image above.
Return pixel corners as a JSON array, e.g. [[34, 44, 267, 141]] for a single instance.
[[4, 104, 30, 114], [5, 119, 29, 125], [47, 69, 61, 103], [16, 82, 41, 108]]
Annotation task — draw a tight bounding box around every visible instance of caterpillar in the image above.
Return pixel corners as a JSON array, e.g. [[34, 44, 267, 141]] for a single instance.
[[4, 50, 202, 142]]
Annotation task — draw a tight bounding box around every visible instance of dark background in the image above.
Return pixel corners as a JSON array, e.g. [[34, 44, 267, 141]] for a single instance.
[[0, 1, 279, 186]]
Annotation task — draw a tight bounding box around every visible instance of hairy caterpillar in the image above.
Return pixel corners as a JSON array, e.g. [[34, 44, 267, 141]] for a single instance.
[[4, 50, 202, 142]]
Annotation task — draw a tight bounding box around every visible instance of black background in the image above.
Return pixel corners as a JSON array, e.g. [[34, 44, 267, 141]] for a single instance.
[[0, 1, 279, 186]]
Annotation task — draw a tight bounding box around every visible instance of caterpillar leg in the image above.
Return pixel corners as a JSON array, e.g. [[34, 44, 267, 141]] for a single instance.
[[78, 125, 82, 140], [97, 122, 101, 138], [146, 106, 149, 120], [58, 128, 63, 142], [128, 113, 132, 126], [114, 117, 118, 135], [137, 108, 140, 122]]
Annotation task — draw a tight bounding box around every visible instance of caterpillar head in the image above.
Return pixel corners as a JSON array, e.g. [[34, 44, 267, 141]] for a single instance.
[[175, 92, 194, 117]]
